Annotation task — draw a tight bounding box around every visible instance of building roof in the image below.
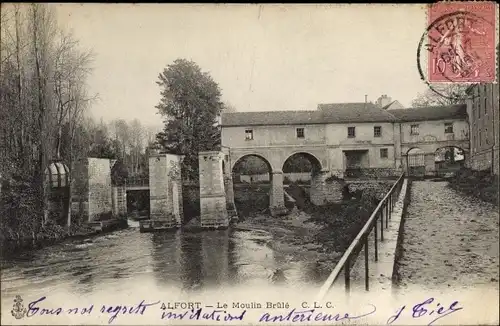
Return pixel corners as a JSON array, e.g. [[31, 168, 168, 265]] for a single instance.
[[318, 102, 398, 123], [389, 104, 467, 122], [221, 110, 323, 127], [221, 103, 467, 127]]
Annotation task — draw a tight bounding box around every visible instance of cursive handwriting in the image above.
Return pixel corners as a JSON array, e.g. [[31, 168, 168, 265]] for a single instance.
[[26, 296, 160, 324], [161, 308, 246, 322], [258, 305, 377, 323], [387, 297, 463, 325]]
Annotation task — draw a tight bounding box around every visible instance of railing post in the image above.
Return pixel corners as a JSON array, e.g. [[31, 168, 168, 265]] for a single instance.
[[345, 258, 351, 294], [380, 211, 384, 241], [386, 200, 389, 228], [374, 223, 378, 262], [364, 235, 369, 291]]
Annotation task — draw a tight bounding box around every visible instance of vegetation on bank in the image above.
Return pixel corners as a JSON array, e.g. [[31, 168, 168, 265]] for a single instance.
[[448, 168, 499, 205]]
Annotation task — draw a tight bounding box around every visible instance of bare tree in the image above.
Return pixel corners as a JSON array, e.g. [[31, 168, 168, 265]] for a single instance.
[[411, 84, 469, 108]]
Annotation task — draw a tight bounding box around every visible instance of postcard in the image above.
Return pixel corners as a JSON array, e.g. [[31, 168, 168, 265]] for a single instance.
[[1, 3, 499, 325]]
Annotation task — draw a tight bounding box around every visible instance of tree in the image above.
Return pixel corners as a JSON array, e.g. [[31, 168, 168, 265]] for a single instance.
[[411, 84, 469, 108], [155, 59, 224, 181]]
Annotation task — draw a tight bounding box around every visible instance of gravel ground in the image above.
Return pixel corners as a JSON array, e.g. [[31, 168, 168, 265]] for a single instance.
[[397, 181, 499, 291]]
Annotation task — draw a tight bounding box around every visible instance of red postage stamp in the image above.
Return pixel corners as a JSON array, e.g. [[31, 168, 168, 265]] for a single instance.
[[424, 1, 497, 83]]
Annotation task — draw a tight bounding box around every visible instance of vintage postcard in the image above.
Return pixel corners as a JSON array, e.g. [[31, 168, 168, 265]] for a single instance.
[[1, 3, 499, 326]]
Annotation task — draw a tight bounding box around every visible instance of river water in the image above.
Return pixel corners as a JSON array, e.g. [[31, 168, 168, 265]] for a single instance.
[[1, 225, 324, 305]]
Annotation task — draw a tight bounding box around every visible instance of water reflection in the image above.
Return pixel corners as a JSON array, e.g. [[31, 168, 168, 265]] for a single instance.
[[1, 227, 325, 302]]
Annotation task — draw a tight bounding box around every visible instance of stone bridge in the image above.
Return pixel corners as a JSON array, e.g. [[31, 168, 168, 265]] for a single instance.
[[222, 146, 342, 216]]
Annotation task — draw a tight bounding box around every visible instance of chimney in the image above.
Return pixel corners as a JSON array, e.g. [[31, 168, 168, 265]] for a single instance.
[[376, 94, 392, 108], [364, 95, 368, 108]]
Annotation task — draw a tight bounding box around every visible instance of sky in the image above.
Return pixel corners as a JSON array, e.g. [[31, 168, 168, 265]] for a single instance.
[[54, 4, 430, 128]]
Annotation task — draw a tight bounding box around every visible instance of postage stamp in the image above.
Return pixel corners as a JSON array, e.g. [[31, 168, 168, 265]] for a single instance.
[[423, 1, 497, 83]]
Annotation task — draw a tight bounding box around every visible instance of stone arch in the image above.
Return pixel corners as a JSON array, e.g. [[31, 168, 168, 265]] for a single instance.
[[282, 151, 323, 173], [231, 153, 274, 173], [406, 147, 423, 155], [231, 154, 274, 217], [434, 145, 467, 175]]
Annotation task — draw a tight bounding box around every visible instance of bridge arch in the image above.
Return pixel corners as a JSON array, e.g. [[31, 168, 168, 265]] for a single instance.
[[230, 154, 274, 217], [230, 153, 275, 172], [282, 151, 323, 173]]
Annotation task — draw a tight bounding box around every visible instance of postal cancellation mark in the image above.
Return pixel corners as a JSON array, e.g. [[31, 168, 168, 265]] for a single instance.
[[424, 2, 497, 83]]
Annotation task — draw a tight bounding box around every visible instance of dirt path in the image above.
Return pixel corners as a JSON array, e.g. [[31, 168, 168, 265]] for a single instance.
[[397, 181, 499, 290]]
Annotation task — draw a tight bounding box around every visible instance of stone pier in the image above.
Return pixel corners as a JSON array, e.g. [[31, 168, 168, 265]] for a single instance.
[[71, 157, 113, 222], [199, 151, 229, 229], [424, 153, 436, 176], [270, 170, 288, 216], [144, 153, 184, 231], [222, 152, 238, 222], [311, 170, 343, 205], [310, 170, 329, 206]]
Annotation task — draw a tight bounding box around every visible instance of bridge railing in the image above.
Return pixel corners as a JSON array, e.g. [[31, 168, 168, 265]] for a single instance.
[[316, 173, 405, 301], [125, 176, 149, 188]]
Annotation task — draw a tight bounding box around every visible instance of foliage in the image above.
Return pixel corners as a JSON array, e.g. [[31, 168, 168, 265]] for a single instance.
[[155, 59, 224, 181], [448, 168, 498, 205], [411, 84, 469, 108]]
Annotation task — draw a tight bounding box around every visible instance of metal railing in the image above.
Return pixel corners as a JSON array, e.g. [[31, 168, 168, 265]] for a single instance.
[[316, 173, 405, 301]]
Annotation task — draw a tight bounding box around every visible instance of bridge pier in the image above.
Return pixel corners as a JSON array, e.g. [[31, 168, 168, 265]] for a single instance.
[[142, 153, 184, 232], [270, 170, 288, 216], [199, 151, 229, 229], [224, 176, 238, 222], [311, 170, 344, 205]]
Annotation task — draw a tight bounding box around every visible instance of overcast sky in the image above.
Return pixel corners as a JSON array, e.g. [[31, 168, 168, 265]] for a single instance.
[[54, 4, 430, 127]]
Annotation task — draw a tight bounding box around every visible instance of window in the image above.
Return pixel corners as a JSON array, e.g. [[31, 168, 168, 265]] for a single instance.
[[410, 124, 419, 135], [484, 85, 488, 115], [485, 128, 489, 145], [296, 128, 305, 138], [347, 126, 356, 138], [374, 126, 382, 137], [380, 148, 388, 158], [245, 129, 253, 140], [444, 122, 454, 134]]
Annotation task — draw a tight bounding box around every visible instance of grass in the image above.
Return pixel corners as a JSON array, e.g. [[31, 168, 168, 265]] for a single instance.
[[448, 168, 499, 205]]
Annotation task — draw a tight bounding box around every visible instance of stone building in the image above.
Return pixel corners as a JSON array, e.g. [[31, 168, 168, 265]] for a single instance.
[[222, 102, 468, 175], [466, 82, 500, 175]]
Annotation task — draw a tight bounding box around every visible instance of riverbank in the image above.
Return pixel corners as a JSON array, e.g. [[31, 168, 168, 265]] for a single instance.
[[448, 168, 498, 205], [0, 218, 128, 258], [234, 188, 389, 278]]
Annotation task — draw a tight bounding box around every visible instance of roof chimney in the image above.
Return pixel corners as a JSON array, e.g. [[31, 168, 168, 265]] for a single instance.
[[364, 95, 368, 108]]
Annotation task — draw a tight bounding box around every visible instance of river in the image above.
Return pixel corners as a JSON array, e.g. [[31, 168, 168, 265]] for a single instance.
[[1, 224, 325, 307]]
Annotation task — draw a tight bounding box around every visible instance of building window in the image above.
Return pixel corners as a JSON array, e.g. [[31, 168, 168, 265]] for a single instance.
[[296, 127, 305, 139], [444, 122, 454, 134], [484, 85, 488, 115], [485, 128, 489, 145], [380, 148, 388, 158], [374, 126, 382, 137], [347, 126, 356, 138], [245, 129, 253, 140], [410, 124, 419, 135]]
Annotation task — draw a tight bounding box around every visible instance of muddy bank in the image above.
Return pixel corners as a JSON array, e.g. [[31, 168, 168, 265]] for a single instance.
[[234, 193, 388, 278]]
